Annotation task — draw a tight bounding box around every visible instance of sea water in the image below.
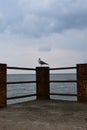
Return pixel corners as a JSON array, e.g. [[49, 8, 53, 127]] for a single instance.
[[7, 73, 77, 104]]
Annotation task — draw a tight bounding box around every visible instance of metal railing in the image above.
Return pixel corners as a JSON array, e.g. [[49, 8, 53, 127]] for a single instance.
[[7, 66, 77, 100], [49, 66, 77, 97], [0, 63, 87, 108], [50, 66, 76, 70], [7, 66, 36, 100]]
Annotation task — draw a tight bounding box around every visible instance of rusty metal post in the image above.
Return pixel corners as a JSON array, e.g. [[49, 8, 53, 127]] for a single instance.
[[0, 64, 7, 107], [77, 64, 87, 102], [36, 67, 50, 100]]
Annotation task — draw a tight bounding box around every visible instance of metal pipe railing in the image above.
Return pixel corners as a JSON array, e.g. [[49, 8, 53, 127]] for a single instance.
[[7, 94, 36, 100], [49, 66, 77, 98], [7, 66, 36, 71], [1, 63, 87, 108], [7, 66, 77, 99], [7, 65, 77, 100], [50, 80, 77, 83], [7, 66, 36, 101], [50, 66, 76, 70], [7, 81, 36, 84], [50, 93, 77, 96]]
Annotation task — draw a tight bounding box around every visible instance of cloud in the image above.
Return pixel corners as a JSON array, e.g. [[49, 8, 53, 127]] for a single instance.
[[55, 29, 87, 51], [38, 46, 51, 52], [0, 0, 87, 37]]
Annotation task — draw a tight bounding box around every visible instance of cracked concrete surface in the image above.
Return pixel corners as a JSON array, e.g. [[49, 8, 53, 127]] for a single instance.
[[0, 100, 87, 130]]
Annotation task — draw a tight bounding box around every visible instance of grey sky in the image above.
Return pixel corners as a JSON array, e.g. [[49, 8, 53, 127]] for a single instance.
[[0, 0, 87, 70]]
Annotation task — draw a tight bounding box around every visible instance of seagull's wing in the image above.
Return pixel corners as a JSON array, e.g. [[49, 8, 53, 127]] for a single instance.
[[38, 58, 48, 65], [40, 60, 48, 65]]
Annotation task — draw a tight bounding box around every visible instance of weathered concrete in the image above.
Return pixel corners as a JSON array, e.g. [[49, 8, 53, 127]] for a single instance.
[[36, 67, 50, 100], [0, 100, 87, 130], [0, 64, 7, 108], [77, 63, 87, 102]]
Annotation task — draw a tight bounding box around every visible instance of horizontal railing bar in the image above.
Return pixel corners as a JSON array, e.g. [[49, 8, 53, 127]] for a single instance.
[[7, 66, 76, 71], [7, 94, 36, 100], [50, 80, 77, 83], [7, 81, 36, 84], [50, 93, 77, 96], [7, 66, 36, 71], [7, 80, 77, 84], [50, 67, 76, 70]]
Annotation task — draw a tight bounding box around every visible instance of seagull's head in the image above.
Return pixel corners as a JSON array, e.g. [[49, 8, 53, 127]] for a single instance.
[[38, 58, 41, 61]]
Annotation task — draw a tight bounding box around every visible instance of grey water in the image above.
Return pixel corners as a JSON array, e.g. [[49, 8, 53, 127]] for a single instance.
[[7, 73, 77, 104]]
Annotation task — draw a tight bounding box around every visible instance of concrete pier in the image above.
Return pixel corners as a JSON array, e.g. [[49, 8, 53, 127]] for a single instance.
[[0, 100, 87, 130]]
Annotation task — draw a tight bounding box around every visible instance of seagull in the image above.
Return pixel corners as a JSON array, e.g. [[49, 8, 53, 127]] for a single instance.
[[38, 58, 48, 66]]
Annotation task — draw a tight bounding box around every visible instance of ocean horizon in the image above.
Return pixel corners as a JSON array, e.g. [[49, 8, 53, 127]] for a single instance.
[[7, 73, 77, 104]]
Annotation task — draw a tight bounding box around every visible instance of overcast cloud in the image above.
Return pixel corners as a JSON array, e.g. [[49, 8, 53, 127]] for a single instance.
[[0, 0, 87, 71], [1, 0, 87, 36]]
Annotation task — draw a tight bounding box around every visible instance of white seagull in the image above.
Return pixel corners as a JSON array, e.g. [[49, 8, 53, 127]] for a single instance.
[[38, 58, 48, 66]]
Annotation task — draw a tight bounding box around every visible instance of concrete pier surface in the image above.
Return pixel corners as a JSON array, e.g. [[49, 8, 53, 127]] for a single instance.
[[0, 100, 87, 130]]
